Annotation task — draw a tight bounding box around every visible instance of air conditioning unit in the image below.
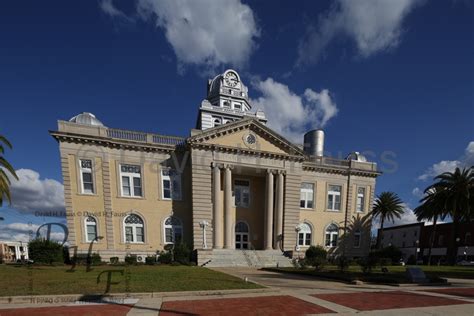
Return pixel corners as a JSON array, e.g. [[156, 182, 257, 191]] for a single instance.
[[136, 254, 147, 263]]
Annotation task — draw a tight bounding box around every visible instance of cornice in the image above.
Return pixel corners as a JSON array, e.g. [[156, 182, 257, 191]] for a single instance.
[[49, 131, 181, 154]]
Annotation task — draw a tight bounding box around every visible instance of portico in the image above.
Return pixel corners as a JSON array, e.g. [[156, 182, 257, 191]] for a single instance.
[[210, 163, 286, 251]]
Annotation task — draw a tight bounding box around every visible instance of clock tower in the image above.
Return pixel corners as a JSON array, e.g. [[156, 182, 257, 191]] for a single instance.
[[196, 69, 267, 130]]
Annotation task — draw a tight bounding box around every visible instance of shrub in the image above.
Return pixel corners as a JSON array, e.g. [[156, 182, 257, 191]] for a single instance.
[[125, 255, 137, 265], [305, 246, 327, 271], [406, 255, 416, 265], [71, 253, 102, 266], [157, 251, 172, 264], [173, 243, 191, 264], [145, 256, 156, 265], [336, 256, 350, 273], [110, 257, 119, 264], [371, 246, 402, 265], [28, 238, 63, 264], [357, 255, 378, 274]]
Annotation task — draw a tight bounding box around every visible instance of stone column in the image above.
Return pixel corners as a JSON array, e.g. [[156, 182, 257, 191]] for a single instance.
[[265, 170, 274, 250], [274, 172, 284, 250], [224, 165, 233, 249], [212, 164, 223, 249]]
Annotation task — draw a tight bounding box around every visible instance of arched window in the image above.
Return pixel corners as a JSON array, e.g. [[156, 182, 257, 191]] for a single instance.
[[213, 118, 222, 127], [164, 216, 183, 244], [354, 229, 361, 248], [298, 223, 312, 246], [85, 216, 97, 242], [235, 221, 249, 233], [325, 224, 339, 247], [124, 214, 144, 243]]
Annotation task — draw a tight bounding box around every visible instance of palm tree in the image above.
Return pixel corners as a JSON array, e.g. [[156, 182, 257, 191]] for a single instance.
[[414, 187, 448, 265], [371, 192, 405, 249], [427, 167, 474, 265], [0, 135, 18, 206]]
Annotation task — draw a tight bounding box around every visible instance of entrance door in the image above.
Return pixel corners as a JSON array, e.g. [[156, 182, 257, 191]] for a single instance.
[[235, 222, 249, 250]]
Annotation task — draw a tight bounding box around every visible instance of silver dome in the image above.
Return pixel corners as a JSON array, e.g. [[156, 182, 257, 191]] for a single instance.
[[345, 151, 367, 162], [69, 112, 104, 127]]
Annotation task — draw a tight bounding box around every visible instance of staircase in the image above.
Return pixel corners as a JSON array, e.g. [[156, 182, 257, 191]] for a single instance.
[[197, 249, 292, 268]]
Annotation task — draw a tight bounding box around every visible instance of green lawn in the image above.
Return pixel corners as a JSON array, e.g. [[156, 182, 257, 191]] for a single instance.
[[266, 264, 474, 284], [0, 264, 262, 297]]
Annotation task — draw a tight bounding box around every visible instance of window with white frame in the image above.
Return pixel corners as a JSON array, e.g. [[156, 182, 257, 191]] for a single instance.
[[164, 216, 183, 244], [223, 100, 231, 108], [124, 214, 144, 243], [298, 223, 312, 246], [85, 216, 97, 242], [161, 169, 182, 200], [327, 185, 342, 211], [234, 180, 250, 208], [356, 187, 366, 212], [300, 183, 314, 209], [79, 159, 94, 194], [234, 103, 242, 110], [325, 224, 339, 247], [120, 164, 142, 197], [354, 229, 361, 248]]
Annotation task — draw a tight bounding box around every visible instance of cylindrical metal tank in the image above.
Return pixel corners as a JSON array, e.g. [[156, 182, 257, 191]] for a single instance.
[[303, 129, 325, 156]]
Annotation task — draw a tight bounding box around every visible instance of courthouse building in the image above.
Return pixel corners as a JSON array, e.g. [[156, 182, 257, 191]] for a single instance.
[[50, 69, 380, 266]]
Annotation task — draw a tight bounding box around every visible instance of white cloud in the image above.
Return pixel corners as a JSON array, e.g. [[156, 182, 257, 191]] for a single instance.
[[251, 78, 338, 143], [109, 0, 259, 72], [412, 187, 423, 199], [297, 0, 423, 65], [8, 169, 65, 215], [99, 0, 131, 20], [0, 222, 65, 243], [418, 141, 474, 181]]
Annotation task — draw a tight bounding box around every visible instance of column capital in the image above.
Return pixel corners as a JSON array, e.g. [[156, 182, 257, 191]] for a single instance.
[[224, 164, 234, 170]]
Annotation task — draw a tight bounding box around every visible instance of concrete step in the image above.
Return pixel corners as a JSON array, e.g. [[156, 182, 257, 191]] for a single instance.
[[197, 249, 293, 268]]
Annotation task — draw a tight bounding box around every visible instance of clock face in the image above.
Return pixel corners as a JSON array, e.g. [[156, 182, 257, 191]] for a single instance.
[[224, 72, 239, 87]]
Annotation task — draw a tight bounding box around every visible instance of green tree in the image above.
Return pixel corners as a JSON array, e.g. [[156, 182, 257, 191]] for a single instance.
[[0, 135, 18, 206], [305, 245, 327, 271], [427, 167, 474, 265], [414, 187, 448, 265], [371, 192, 405, 249]]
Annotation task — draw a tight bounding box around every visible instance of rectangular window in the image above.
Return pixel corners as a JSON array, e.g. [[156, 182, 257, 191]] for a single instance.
[[300, 183, 314, 209], [161, 169, 182, 200], [125, 226, 133, 242], [234, 180, 250, 208], [87, 225, 97, 242], [327, 185, 342, 211], [356, 187, 365, 212], [120, 164, 142, 197], [79, 159, 94, 194], [354, 233, 361, 248]]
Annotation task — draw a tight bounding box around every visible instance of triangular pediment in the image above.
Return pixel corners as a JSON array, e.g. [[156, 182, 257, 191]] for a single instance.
[[188, 118, 305, 158]]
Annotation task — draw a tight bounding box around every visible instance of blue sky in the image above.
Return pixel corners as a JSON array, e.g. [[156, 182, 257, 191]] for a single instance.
[[0, 0, 473, 240]]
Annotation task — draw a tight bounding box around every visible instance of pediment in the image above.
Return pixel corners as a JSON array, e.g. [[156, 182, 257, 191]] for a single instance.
[[188, 118, 305, 158]]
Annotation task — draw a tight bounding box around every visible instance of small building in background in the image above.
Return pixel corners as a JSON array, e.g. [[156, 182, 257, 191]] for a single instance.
[[0, 241, 29, 263], [377, 221, 474, 264], [378, 223, 424, 262]]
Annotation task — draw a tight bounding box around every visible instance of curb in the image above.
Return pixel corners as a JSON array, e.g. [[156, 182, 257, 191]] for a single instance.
[[0, 287, 278, 305]]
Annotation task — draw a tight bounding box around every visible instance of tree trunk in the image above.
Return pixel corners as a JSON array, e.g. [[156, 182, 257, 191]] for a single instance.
[[427, 217, 437, 266], [378, 217, 385, 249]]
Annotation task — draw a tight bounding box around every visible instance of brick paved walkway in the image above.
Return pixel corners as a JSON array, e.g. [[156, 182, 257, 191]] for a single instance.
[[423, 287, 474, 298], [160, 295, 335, 316], [312, 290, 470, 311], [0, 303, 133, 316]]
